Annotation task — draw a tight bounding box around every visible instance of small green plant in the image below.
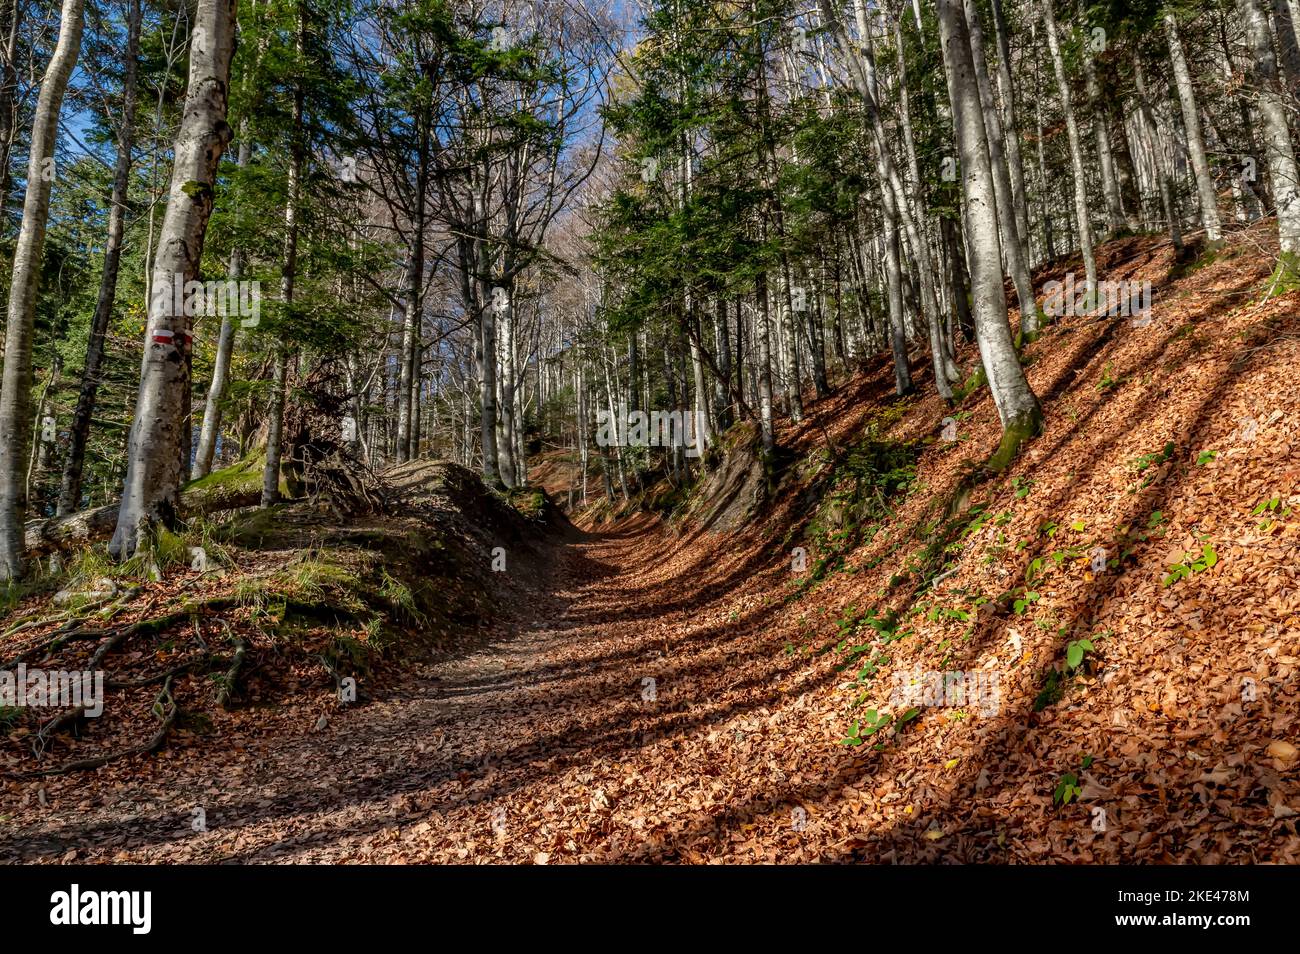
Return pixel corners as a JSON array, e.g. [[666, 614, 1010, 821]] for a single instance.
[[896, 706, 920, 727], [1065, 637, 1095, 671], [840, 709, 892, 745], [926, 604, 971, 623], [1049, 546, 1084, 567], [1097, 362, 1123, 390], [958, 508, 1014, 552], [861, 606, 907, 642], [1034, 669, 1064, 711], [1162, 542, 1218, 586], [1013, 591, 1040, 615], [1251, 496, 1292, 529], [835, 604, 863, 637], [1053, 772, 1083, 806], [1133, 441, 1176, 473], [1052, 754, 1097, 806], [1195, 449, 1217, 466], [1251, 496, 1288, 516], [1010, 476, 1033, 500]]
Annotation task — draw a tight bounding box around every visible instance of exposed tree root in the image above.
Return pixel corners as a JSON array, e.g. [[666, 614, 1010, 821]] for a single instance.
[[107, 654, 232, 689], [1, 586, 145, 668], [216, 637, 248, 708], [15, 677, 178, 779], [2, 623, 106, 669], [68, 598, 241, 669], [301, 448, 387, 517], [32, 706, 91, 758]]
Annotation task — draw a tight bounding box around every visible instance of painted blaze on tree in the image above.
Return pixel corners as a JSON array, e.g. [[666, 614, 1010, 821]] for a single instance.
[[109, 0, 238, 560]]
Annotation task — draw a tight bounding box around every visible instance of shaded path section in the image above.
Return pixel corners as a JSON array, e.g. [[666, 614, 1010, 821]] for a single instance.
[[2, 514, 837, 864]]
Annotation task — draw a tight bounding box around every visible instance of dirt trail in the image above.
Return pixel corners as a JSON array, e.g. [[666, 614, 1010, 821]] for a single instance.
[[3, 515, 830, 864]]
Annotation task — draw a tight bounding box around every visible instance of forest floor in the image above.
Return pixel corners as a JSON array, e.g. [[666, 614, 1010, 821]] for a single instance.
[[3, 221, 1300, 863]]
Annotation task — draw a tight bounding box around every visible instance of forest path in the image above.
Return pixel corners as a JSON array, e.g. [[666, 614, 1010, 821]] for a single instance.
[[5, 513, 821, 864]]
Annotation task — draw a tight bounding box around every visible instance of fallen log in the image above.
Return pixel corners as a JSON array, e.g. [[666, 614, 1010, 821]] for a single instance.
[[23, 470, 262, 557]]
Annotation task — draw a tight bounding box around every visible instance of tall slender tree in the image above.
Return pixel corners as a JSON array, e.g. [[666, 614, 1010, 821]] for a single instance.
[[110, 0, 238, 558], [0, 0, 86, 579], [58, 0, 143, 516], [938, 0, 1041, 466]]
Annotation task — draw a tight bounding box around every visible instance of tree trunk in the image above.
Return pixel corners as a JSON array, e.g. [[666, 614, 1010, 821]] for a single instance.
[[261, 3, 302, 508], [109, 0, 237, 558], [0, 0, 23, 217], [496, 285, 517, 485], [58, 0, 140, 515], [942, 214, 975, 343], [938, 0, 1042, 464], [754, 272, 776, 456], [1079, 5, 1125, 234], [0, 0, 85, 579], [1032, 22, 1056, 261], [1133, 57, 1183, 251], [1239, 0, 1300, 256], [965, 0, 1037, 336], [893, 3, 957, 393], [192, 135, 250, 480], [1271, 0, 1300, 98], [1164, 11, 1222, 242], [713, 298, 733, 431], [397, 102, 429, 465], [1039, 0, 1098, 299], [822, 0, 942, 395], [989, 0, 1031, 261], [477, 292, 501, 486]]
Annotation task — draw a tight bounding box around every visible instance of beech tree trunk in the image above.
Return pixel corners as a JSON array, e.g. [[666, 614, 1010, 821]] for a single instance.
[[1270, 0, 1300, 98], [1239, 0, 1300, 256], [0, 0, 23, 221], [965, 0, 1037, 336], [1080, 5, 1125, 234], [755, 270, 776, 455], [1164, 11, 1221, 242], [1133, 57, 1183, 251], [938, 0, 1042, 462], [192, 135, 250, 480], [261, 14, 303, 508], [396, 100, 429, 465], [109, 0, 238, 558], [989, 0, 1031, 261], [1039, 0, 1098, 299]]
